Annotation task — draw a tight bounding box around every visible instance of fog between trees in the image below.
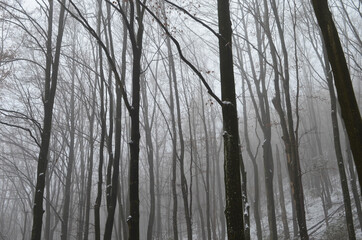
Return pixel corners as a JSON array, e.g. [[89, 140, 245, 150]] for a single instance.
[[0, 0, 361, 239]]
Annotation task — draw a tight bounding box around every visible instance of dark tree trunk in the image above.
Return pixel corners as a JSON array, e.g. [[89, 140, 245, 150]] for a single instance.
[[127, 3, 145, 239], [31, 1, 66, 239], [103, 2, 122, 238], [311, 0, 362, 190], [217, 0, 244, 239]]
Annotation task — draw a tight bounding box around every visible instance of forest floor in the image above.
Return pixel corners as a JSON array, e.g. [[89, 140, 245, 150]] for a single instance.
[[249, 182, 362, 239]]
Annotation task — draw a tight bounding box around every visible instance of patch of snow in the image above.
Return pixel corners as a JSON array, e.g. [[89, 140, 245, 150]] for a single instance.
[[222, 101, 233, 106]]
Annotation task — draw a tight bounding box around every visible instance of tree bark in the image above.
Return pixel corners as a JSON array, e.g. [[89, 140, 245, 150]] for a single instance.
[[311, 0, 362, 190], [217, 0, 244, 239], [127, 2, 145, 239]]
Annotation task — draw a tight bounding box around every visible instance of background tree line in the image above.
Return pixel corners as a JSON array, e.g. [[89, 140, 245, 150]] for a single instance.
[[0, 0, 361, 239]]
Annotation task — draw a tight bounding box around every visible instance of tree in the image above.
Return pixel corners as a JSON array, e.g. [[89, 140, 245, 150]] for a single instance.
[[217, 0, 244, 239], [324, 44, 356, 240], [311, 0, 362, 190], [234, 1, 278, 237], [60, 20, 79, 240], [31, 0, 67, 239]]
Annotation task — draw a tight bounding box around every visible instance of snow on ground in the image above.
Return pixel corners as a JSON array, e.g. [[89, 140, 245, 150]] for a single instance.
[[248, 184, 362, 239]]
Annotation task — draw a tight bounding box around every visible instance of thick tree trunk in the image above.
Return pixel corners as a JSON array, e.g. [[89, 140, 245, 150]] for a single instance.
[[128, 49, 141, 240], [217, 0, 244, 239], [311, 0, 362, 189], [127, 3, 144, 239]]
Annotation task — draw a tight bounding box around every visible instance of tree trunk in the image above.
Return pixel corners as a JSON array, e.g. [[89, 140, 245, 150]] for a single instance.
[[193, 107, 206, 240], [200, 85, 212, 240], [103, 2, 122, 238], [276, 145, 290, 239], [162, 4, 192, 236], [31, 0, 66, 239], [344, 129, 362, 229], [127, 3, 144, 239], [94, 1, 106, 238], [83, 80, 96, 240], [217, 0, 244, 239], [141, 75, 156, 240], [311, 0, 362, 189], [263, 0, 308, 237], [77, 116, 86, 240], [61, 27, 77, 240]]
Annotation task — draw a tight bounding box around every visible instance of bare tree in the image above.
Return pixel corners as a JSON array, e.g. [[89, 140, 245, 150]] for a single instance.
[[31, 0, 67, 239]]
